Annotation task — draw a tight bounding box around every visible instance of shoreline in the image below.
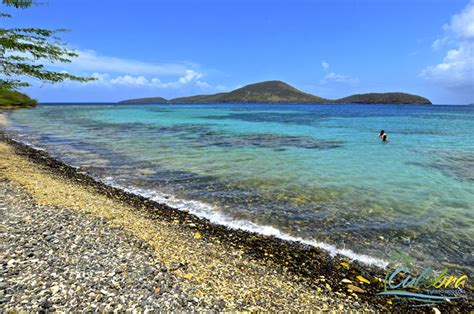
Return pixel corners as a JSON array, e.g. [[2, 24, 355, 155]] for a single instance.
[[0, 131, 469, 311], [102, 175, 388, 270]]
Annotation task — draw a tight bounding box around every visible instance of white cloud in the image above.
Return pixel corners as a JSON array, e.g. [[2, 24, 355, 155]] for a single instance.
[[178, 69, 203, 84], [420, 42, 474, 89], [321, 60, 330, 71], [421, 1, 474, 94], [320, 72, 359, 85], [445, 0, 474, 41], [319, 60, 359, 85], [110, 75, 150, 86], [61, 49, 189, 76], [43, 49, 214, 90], [83, 70, 209, 89]]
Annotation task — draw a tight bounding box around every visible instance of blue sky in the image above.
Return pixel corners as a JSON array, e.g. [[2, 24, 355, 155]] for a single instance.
[[3, 0, 473, 104]]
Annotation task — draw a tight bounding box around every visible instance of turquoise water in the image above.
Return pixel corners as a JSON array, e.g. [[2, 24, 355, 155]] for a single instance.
[[5, 104, 474, 270]]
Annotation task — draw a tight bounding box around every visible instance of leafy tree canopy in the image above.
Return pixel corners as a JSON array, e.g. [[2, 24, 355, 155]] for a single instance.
[[0, 0, 95, 90]]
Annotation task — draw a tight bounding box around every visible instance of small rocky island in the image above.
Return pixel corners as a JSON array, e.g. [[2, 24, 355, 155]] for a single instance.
[[120, 81, 432, 105]]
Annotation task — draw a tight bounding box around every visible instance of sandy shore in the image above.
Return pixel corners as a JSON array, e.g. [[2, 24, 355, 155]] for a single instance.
[[1, 133, 468, 312]]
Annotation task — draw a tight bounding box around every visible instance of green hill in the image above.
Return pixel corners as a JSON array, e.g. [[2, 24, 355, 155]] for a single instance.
[[335, 92, 431, 105], [120, 80, 432, 105], [172, 81, 328, 103], [119, 96, 168, 103], [0, 88, 37, 109], [167, 93, 227, 103]]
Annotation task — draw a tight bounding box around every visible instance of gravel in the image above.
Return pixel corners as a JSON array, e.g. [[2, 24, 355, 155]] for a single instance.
[[0, 179, 206, 311]]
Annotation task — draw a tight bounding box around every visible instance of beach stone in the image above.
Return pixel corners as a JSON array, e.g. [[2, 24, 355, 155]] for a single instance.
[[0, 179, 197, 311], [39, 298, 52, 309]]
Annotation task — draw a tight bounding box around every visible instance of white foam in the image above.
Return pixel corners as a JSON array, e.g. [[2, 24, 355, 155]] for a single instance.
[[101, 177, 389, 269], [12, 138, 46, 151]]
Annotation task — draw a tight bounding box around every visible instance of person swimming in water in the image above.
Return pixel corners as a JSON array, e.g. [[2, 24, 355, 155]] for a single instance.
[[379, 130, 388, 142]]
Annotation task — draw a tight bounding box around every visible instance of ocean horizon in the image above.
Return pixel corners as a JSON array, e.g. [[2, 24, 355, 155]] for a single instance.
[[37, 102, 472, 106]]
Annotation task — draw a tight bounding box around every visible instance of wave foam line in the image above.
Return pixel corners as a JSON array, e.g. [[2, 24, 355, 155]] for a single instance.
[[101, 177, 389, 269], [12, 138, 46, 152]]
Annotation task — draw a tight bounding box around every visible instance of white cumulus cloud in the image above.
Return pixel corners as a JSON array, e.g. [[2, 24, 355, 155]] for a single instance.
[[421, 1, 474, 97], [420, 42, 474, 89], [320, 72, 359, 85], [178, 70, 203, 84], [319, 60, 359, 85], [48, 50, 213, 90], [110, 75, 150, 86], [85, 70, 209, 89], [446, 0, 474, 41]]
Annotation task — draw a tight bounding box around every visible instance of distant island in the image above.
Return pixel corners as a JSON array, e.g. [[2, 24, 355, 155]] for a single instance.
[[120, 81, 432, 105]]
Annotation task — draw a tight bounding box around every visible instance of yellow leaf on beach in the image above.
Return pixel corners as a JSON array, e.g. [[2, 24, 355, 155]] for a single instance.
[[183, 273, 193, 279], [194, 232, 202, 239], [347, 284, 365, 293], [356, 275, 370, 284], [340, 262, 349, 269]]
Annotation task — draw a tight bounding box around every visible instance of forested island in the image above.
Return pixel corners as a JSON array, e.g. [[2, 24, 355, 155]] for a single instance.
[[120, 81, 432, 105]]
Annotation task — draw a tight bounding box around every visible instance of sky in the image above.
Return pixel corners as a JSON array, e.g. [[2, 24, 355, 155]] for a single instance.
[[2, 0, 473, 104]]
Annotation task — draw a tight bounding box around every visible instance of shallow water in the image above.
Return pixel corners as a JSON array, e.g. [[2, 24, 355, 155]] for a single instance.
[[5, 103, 474, 271]]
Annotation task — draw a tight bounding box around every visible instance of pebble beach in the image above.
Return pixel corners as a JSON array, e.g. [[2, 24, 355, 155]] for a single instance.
[[1, 179, 196, 311]]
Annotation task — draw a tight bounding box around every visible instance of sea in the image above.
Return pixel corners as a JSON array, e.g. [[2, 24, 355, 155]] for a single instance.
[[4, 103, 473, 271]]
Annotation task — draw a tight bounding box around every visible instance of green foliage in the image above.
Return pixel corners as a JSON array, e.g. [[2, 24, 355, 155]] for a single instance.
[[2, 0, 34, 9], [0, 86, 37, 108], [0, 0, 95, 90]]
